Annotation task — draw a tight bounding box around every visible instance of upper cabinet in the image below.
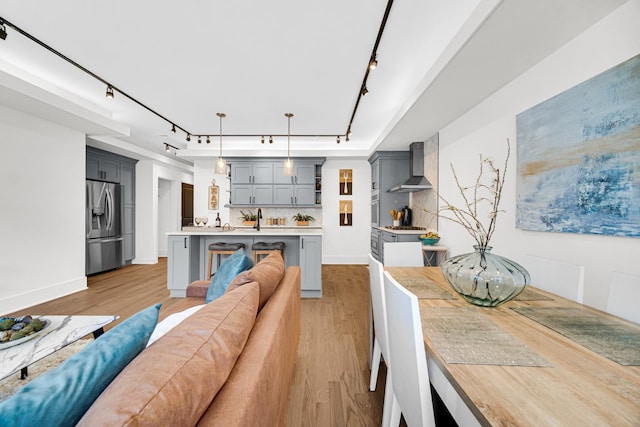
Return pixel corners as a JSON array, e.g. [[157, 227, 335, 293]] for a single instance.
[[227, 158, 324, 207], [231, 163, 274, 184], [86, 150, 120, 182]]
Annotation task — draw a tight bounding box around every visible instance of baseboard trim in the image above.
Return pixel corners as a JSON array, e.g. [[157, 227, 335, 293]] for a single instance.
[[0, 276, 87, 314]]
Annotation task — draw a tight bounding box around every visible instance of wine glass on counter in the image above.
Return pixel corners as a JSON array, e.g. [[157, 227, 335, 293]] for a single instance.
[[195, 217, 201, 226], [202, 216, 209, 227]]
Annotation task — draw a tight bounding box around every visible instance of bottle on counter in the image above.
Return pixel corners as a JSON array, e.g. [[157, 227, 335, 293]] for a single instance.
[[215, 213, 221, 227]]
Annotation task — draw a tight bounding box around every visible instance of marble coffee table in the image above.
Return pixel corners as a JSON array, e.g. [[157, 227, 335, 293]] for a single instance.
[[0, 315, 118, 380]]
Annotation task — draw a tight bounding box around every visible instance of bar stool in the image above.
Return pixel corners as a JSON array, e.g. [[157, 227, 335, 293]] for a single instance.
[[207, 242, 246, 279], [251, 241, 285, 264]]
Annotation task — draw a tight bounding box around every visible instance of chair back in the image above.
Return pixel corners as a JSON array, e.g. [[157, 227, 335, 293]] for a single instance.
[[607, 272, 640, 324], [383, 271, 435, 427], [523, 255, 585, 303], [383, 242, 424, 267], [368, 254, 390, 359]]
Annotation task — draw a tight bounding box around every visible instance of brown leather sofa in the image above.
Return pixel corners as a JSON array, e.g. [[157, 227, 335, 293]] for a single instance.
[[78, 252, 301, 426]]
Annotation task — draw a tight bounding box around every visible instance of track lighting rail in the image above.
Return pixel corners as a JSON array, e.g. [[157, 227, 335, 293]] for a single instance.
[[2, 2, 394, 150]]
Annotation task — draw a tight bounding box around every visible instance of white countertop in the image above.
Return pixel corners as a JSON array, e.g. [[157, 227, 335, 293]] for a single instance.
[[169, 226, 323, 236]]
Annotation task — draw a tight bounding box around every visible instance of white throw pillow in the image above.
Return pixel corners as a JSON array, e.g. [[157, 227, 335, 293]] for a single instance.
[[146, 304, 206, 346]]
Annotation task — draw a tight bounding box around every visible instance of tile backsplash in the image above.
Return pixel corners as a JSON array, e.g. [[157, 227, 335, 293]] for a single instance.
[[229, 207, 323, 227]]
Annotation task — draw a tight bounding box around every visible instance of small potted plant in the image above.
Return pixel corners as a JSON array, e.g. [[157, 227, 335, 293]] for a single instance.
[[292, 213, 315, 226], [239, 210, 257, 226]]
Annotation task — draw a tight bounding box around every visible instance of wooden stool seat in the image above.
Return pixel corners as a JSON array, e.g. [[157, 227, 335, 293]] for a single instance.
[[207, 242, 246, 279], [251, 241, 285, 264]]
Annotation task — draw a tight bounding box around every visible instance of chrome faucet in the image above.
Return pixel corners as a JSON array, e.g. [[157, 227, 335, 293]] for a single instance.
[[254, 208, 262, 231]]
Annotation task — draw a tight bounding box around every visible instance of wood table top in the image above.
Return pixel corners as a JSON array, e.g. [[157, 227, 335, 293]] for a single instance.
[[385, 267, 640, 427]]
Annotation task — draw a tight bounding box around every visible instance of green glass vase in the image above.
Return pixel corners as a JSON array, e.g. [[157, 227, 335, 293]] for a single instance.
[[441, 245, 530, 307]]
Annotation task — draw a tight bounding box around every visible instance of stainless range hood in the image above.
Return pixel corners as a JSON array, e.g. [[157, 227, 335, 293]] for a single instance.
[[388, 141, 432, 192]]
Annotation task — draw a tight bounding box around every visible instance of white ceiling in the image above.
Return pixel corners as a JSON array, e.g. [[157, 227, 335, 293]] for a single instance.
[[0, 0, 629, 164]]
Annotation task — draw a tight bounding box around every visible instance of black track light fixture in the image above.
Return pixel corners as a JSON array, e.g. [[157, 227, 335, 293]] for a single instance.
[[198, 136, 202, 144], [165, 143, 171, 152], [186, 134, 191, 142], [369, 55, 378, 70], [0, 21, 7, 41], [361, 86, 369, 96], [206, 136, 211, 144], [261, 136, 265, 144], [337, 136, 341, 144], [106, 85, 114, 99], [269, 136, 273, 144], [171, 124, 176, 134]]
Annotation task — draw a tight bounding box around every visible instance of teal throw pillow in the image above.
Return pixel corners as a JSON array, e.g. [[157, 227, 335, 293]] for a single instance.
[[0, 303, 161, 427], [206, 248, 254, 303]]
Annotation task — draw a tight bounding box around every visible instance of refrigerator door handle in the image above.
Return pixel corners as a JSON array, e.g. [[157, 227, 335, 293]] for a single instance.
[[106, 187, 113, 232], [86, 182, 92, 239], [100, 237, 124, 243]]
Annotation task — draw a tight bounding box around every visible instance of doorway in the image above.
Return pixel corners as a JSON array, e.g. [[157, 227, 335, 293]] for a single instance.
[[181, 182, 194, 226]]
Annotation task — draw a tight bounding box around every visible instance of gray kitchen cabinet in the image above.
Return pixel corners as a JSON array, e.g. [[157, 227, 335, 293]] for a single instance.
[[274, 185, 294, 204], [369, 151, 410, 228], [167, 236, 199, 297], [231, 184, 273, 205], [295, 185, 316, 205], [300, 235, 322, 298], [231, 162, 273, 184], [86, 149, 120, 182], [227, 157, 325, 207], [371, 228, 381, 261], [120, 161, 136, 264], [273, 162, 316, 184], [274, 184, 315, 205]]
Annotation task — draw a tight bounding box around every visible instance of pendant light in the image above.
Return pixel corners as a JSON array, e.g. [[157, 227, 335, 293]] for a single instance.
[[283, 113, 294, 176], [214, 113, 227, 174]]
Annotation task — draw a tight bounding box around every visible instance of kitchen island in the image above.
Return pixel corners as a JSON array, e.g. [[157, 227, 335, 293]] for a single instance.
[[167, 226, 322, 298]]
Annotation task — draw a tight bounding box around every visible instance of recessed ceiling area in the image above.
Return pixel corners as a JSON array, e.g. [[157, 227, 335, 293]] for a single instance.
[[0, 0, 629, 162]]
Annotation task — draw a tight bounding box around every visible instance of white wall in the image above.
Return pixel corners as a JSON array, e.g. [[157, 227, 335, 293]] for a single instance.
[[193, 159, 230, 225], [322, 159, 372, 264], [157, 178, 172, 257], [135, 160, 193, 263], [0, 105, 87, 313], [437, 0, 640, 310]]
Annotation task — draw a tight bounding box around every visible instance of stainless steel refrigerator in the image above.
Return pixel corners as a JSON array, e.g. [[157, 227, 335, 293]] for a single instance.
[[86, 180, 124, 275]]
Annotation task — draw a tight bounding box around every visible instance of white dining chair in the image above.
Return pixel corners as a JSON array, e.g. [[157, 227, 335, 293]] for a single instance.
[[383, 270, 435, 427], [523, 254, 585, 303], [606, 271, 640, 324], [383, 242, 424, 267], [368, 254, 394, 426]]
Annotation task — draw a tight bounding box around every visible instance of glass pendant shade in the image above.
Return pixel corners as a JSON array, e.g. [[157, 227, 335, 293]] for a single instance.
[[283, 113, 295, 176], [283, 158, 294, 176], [215, 157, 227, 174]]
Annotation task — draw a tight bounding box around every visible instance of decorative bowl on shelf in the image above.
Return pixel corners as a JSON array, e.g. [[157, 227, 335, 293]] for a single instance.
[[419, 236, 440, 246]]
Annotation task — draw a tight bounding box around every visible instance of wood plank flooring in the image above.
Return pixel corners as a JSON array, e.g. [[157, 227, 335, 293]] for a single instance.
[[5, 260, 385, 426]]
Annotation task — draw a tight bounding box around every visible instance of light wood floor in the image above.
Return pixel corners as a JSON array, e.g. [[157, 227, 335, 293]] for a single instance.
[[7, 260, 386, 426]]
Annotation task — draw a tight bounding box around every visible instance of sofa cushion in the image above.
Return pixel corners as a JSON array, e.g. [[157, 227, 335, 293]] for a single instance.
[[0, 303, 161, 427], [206, 248, 254, 303], [147, 304, 206, 346], [226, 250, 285, 309], [78, 282, 260, 427]]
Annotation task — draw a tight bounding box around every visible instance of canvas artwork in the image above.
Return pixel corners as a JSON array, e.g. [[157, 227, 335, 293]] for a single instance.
[[208, 185, 219, 210], [516, 54, 640, 238], [339, 169, 352, 195], [339, 200, 352, 226]]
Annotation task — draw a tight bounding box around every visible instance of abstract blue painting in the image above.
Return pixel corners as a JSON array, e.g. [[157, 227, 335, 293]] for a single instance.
[[516, 54, 640, 238]]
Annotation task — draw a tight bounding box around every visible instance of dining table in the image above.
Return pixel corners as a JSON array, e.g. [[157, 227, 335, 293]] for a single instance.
[[384, 266, 640, 427]]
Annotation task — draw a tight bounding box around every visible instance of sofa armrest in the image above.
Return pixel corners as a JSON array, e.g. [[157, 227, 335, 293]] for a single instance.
[[187, 280, 210, 298]]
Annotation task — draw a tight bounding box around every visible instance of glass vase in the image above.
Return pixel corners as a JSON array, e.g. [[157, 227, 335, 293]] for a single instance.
[[441, 245, 530, 307]]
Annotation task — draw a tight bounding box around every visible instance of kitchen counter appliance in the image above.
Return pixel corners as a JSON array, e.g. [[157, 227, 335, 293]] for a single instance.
[[86, 180, 124, 275]]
